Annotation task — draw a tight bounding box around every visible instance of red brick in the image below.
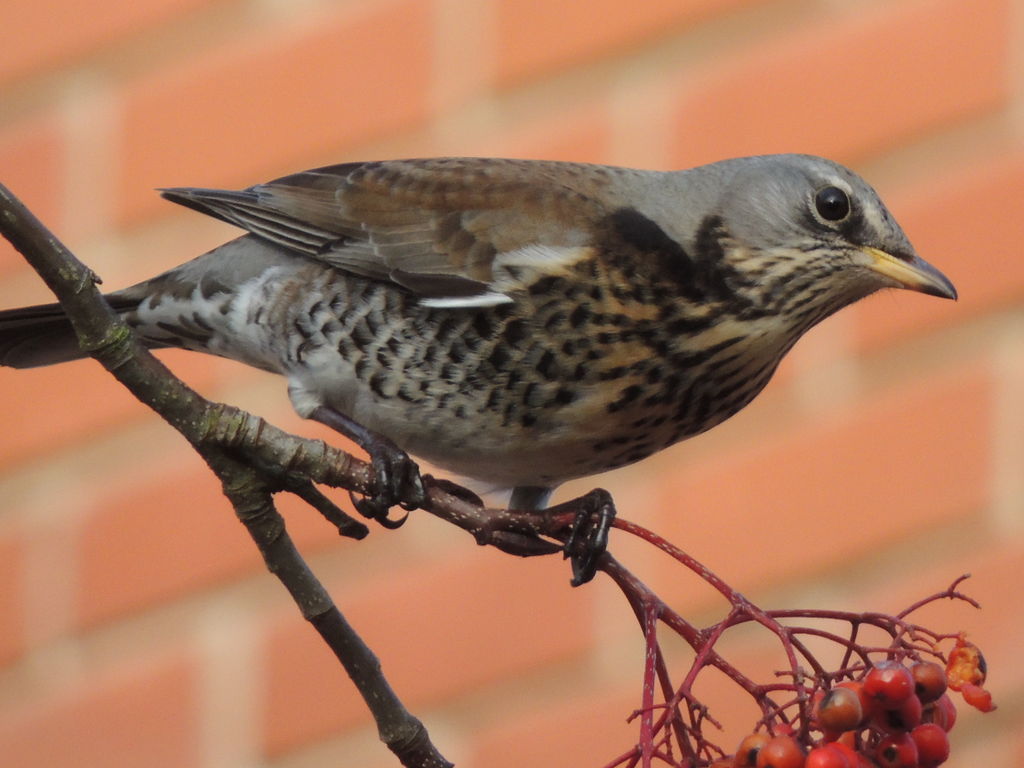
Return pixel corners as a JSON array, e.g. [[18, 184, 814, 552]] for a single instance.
[[668, 0, 1011, 168], [0, 535, 24, 665], [77, 458, 256, 627], [645, 362, 992, 602], [0, 362, 144, 468], [76, 437, 359, 628], [495, 0, 759, 87], [463, 100, 612, 163], [263, 548, 593, 755], [0, 114, 65, 277], [116, 0, 434, 223], [0, 349, 229, 470], [0, 0, 218, 85], [469, 683, 638, 768], [0, 652, 200, 768], [853, 152, 1024, 350]]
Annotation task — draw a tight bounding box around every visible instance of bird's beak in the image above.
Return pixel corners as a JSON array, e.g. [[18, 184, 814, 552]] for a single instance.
[[862, 247, 958, 300]]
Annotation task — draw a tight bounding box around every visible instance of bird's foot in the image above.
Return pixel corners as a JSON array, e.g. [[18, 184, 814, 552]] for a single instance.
[[309, 406, 425, 528], [551, 488, 616, 586], [506, 487, 616, 585]]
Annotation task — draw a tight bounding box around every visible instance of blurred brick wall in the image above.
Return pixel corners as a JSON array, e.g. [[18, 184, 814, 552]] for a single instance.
[[1, 1, 1022, 766]]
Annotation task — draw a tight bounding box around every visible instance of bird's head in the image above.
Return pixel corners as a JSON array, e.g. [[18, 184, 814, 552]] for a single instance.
[[704, 154, 956, 323]]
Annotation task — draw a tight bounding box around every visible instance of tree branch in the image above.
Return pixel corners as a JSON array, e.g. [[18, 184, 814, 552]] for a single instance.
[[0, 183, 452, 768]]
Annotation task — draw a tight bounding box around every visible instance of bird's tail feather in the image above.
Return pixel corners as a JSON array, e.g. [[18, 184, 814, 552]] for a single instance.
[[0, 296, 140, 369]]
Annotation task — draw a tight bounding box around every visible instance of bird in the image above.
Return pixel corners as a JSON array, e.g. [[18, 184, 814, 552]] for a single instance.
[[0, 154, 956, 567]]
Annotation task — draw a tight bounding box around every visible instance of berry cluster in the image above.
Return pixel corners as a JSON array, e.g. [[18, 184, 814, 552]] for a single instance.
[[723, 637, 993, 768], [601, 522, 993, 768]]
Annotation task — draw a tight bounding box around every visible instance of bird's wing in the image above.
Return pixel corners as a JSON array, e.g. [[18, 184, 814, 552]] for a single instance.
[[160, 158, 621, 307]]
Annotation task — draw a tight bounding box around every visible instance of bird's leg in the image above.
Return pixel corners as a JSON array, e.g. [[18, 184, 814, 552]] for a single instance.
[[308, 405, 425, 527], [509, 485, 553, 511]]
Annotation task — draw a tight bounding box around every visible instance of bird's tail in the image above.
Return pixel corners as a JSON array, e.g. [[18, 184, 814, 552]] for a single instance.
[[0, 296, 141, 369]]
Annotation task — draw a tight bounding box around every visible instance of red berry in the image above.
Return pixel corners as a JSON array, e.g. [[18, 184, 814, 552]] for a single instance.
[[815, 686, 865, 733], [922, 693, 957, 732], [734, 733, 770, 767], [911, 661, 947, 704], [863, 662, 915, 708], [829, 742, 859, 766], [874, 691, 923, 733], [876, 733, 919, 768], [756, 735, 805, 768], [911, 723, 951, 767], [960, 682, 996, 712], [806, 744, 850, 768]]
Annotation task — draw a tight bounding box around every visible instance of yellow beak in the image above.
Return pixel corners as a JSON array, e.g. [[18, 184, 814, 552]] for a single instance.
[[863, 247, 957, 300]]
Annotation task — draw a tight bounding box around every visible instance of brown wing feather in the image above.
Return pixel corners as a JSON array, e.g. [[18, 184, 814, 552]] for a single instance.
[[161, 158, 620, 304]]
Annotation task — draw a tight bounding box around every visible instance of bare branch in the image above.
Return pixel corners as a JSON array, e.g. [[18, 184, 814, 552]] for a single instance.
[[0, 182, 452, 768]]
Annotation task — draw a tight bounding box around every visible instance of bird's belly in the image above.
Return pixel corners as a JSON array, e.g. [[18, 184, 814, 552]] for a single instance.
[[286, 343, 779, 490]]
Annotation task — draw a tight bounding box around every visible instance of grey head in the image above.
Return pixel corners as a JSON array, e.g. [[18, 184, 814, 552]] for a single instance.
[[667, 154, 957, 321]]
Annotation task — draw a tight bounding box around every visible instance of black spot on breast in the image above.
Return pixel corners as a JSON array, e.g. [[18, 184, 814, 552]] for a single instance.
[[350, 322, 374, 348], [501, 319, 529, 346], [528, 275, 568, 296], [599, 365, 626, 381], [553, 387, 576, 405], [293, 319, 313, 339], [569, 304, 591, 327], [487, 343, 511, 369], [607, 384, 643, 413], [666, 315, 714, 335], [536, 349, 557, 379], [471, 312, 495, 339]]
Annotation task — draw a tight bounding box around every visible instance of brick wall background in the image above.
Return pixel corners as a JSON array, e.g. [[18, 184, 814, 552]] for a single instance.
[[1, 0, 1022, 766]]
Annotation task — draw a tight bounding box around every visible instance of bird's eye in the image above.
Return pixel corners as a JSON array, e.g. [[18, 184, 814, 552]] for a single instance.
[[814, 186, 851, 222]]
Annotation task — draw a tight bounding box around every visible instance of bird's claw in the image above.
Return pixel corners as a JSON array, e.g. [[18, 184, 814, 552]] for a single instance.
[[308, 405, 425, 529], [351, 437, 425, 528], [562, 488, 615, 586]]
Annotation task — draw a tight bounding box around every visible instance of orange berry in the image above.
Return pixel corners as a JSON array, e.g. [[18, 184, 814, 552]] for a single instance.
[[734, 733, 771, 767], [911, 661, 947, 704], [815, 686, 864, 733], [756, 735, 805, 768], [835, 681, 873, 719]]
